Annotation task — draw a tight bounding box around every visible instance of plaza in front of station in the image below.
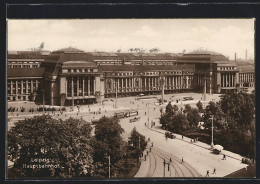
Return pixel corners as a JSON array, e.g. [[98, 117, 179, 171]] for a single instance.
[[7, 91, 251, 177]]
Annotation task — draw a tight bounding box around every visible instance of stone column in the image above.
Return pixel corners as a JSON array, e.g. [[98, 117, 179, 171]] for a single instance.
[[225, 74, 227, 87], [30, 80, 33, 93], [72, 77, 74, 97], [10, 80, 13, 95], [88, 77, 90, 96], [77, 77, 79, 96], [21, 80, 23, 94], [144, 77, 146, 91], [82, 77, 85, 96]]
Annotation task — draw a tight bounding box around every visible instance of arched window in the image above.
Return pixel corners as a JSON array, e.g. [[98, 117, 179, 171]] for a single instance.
[[107, 80, 112, 89], [135, 79, 139, 87]]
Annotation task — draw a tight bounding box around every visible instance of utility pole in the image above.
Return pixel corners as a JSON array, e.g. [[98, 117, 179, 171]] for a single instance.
[[108, 155, 111, 178], [203, 76, 207, 101], [160, 77, 165, 105], [210, 116, 214, 149], [163, 159, 166, 177]]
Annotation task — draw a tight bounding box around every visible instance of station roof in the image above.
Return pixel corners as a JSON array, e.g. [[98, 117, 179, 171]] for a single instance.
[[237, 65, 255, 72], [8, 68, 45, 78], [177, 50, 229, 64], [7, 51, 50, 59], [99, 64, 195, 72]]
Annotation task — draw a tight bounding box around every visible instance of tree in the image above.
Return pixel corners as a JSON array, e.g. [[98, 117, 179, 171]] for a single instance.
[[196, 101, 204, 113], [220, 92, 255, 128], [173, 105, 179, 112], [8, 115, 93, 178], [165, 102, 174, 116], [167, 112, 189, 133], [203, 101, 227, 130], [91, 116, 125, 176], [128, 127, 147, 151], [186, 108, 201, 129], [183, 104, 192, 114]]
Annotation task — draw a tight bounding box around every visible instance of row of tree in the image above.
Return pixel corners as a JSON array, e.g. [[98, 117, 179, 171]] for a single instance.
[[8, 115, 147, 178], [160, 92, 255, 158]]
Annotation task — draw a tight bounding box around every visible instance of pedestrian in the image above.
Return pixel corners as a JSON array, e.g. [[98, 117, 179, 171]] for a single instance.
[[181, 157, 184, 163], [182, 135, 184, 139], [206, 170, 209, 177], [145, 122, 146, 126], [223, 154, 226, 160], [170, 157, 172, 162], [146, 150, 148, 155], [151, 142, 153, 147], [144, 155, 146, 161], [212, 167, 216, 174], [145, 112, 146, 115], [150, 147, 151, 152]]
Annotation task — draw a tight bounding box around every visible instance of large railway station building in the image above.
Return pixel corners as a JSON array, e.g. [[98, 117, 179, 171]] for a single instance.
[[7, 47, 255, 106]]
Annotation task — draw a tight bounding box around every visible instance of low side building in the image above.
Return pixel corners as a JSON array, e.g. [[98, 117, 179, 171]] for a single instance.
[[7, 68, 44, 101], [7, 50, 50, 68], [238, 65, 255, 87]]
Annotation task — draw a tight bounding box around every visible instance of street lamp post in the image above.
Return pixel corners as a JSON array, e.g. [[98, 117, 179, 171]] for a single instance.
[[108, 155, 111, 178], [115, 82, 118, 108], [210, 115, 214, 149]]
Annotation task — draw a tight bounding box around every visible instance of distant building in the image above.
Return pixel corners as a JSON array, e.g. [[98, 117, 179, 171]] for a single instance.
[[7, 50, 50, 68], [7, 47, 255, 105], [237, 65, 255, 87], [7, 68, 44, 101]]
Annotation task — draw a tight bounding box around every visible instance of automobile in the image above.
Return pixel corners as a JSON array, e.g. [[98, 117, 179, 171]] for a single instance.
[[183, 97, 194, 101], [129, 117, 141, 123], [165, 131, 175, 139], [212, 145, 223, 154]]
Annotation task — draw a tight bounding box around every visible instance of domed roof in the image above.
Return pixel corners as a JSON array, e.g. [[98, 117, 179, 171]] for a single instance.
[[185, 50, 223, 56], [53, 47, 85, 53]]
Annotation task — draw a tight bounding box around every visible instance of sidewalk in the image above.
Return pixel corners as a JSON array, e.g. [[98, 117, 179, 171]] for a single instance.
[[147, 125, 244, 162]]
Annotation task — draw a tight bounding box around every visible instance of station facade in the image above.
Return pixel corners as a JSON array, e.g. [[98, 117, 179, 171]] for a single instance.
[[7, 48, 255, 106]]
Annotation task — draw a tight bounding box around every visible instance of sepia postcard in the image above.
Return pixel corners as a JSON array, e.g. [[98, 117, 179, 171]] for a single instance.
[[6, 18, 255, 179]]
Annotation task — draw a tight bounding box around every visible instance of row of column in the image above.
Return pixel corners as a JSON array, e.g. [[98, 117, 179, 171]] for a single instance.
[[239, 73, 254, 83], [221, 73, 235, 87], [66, 76, 95, 97], [9, 79, 38, 95], [107, 76, 193, 92]]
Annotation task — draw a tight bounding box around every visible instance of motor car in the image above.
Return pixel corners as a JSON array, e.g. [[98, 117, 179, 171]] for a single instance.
[[129, 117, 141, 123], [165, 131, 175, 139]]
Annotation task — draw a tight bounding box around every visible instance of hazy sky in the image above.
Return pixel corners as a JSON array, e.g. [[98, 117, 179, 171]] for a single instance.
[[8, 19, 254, 60]]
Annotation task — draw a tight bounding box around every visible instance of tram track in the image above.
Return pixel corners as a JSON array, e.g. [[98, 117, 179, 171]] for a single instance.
[[151, 146, 201, 177]]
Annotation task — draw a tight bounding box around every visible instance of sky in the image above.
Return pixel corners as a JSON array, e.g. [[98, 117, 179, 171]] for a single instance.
[[7, 19, 254, 60]]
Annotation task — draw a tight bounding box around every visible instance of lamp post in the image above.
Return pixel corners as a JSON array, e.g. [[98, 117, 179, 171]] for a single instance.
[[115, 81, 118, 108], [108, 155, 111, 178], [209, 115, 214, 149]]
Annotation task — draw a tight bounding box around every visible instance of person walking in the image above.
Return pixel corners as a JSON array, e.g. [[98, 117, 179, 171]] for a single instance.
[[181, 157, 184, 163], [206, 170, 209, 177], [212, 167, 216, 174]]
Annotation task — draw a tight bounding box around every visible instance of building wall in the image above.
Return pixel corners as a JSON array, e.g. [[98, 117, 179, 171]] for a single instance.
[[7, 78, 41, 101]]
